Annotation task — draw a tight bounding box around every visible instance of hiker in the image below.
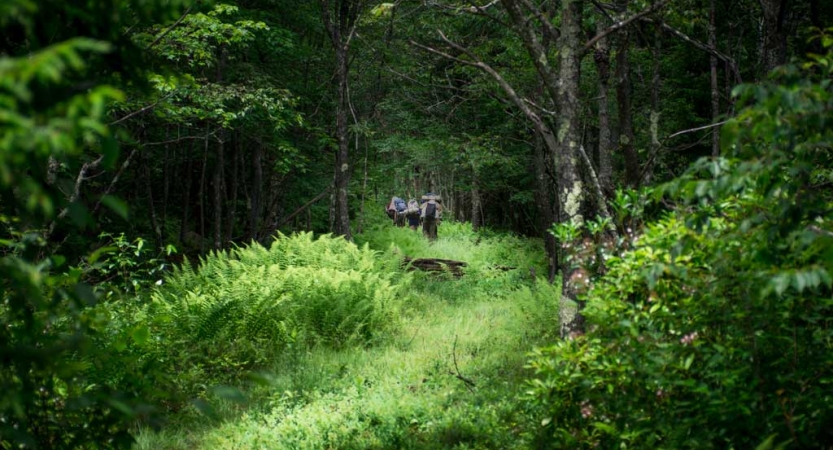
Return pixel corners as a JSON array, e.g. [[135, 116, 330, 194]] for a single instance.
[[420, 193, 443, 240], [405, 198, 421, 231], [387, 196, 407, 227]]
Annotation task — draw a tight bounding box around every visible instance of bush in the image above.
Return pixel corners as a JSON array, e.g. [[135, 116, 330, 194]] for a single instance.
[[525, 38, 833, 449], [89, 232, 409, 403]]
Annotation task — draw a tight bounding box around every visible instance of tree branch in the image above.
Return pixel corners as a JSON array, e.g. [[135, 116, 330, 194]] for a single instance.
[[147, 3, 197, 50], [582, 0, 669, 55], [449, 335, 476, 392], [91, 148, 139, 216], [665, 118, 731, 140], [109, 93, 173, 126], [643, 18, 742, 83]]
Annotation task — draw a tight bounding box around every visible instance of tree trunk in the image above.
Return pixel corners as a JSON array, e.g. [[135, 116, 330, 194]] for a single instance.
[[710, 0, 720, 157], [224, 137, 239, 244], [213, 137, 224, 251], [533, 130, 557, 282], [615, 0, 639, 188], [556, 0, 587, 335], [333, 47, 353, 240], [644, 22, 662, 185], [321, 0, 359, 241], [357, 137, 369, 234], [593, 18, 613, 194], [199, 128, 209, 254], [249, 142, 262, 242], [471, 175, 482, 231], [179, 144, 193, 244], [162, 143, 170, 242], [759, 0, 789, 75], [144, 157, 163, 250]]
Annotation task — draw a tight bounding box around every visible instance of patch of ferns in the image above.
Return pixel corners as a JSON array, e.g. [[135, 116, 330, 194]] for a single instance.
[[153, 232, 407, 359]]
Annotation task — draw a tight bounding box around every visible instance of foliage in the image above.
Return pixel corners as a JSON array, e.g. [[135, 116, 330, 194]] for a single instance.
[[81, 232, 177, 299], [100, 232, 409, 402], [134, 224, 558, 449], [525, 45, 833, 449], [0, 0, 195, 447]]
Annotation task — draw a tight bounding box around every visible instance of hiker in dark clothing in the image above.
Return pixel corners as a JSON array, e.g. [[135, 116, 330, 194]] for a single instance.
[[420, 193, 443, 241], [405, 198, 421, 230], [387, 196, 407, 227]]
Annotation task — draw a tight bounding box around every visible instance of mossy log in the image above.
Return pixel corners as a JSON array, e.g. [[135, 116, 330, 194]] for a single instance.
[[402, 257, 467, 277]]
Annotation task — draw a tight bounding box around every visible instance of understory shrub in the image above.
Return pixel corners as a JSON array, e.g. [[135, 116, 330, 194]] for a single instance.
[[85, 232, 409, 405], [525, 41, 833, 449]]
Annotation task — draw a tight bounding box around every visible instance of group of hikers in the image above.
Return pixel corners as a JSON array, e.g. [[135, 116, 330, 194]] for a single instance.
[[385, 193, 443, 240]]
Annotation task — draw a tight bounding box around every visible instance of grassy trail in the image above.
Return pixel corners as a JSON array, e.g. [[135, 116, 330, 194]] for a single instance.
[[135, 224, 557, 449]]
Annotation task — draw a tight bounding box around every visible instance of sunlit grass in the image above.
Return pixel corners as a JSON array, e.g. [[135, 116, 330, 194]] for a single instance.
[[134, 220, 557, 449]]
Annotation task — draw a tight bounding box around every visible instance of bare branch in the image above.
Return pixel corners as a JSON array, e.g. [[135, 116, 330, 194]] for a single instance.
[[450, 335, 476, 392], [582, 0, 669, 55], [140, 135, 212, 146], [513, 0, 560, 41], [91, 148, 139, 216], [147, 3, 197, 50], [666, 119, 731, 140], [643, 18, 742, 83], [109, 93, 173, 126], [524, 98, 556, 115], [409, 39, 479, 67]]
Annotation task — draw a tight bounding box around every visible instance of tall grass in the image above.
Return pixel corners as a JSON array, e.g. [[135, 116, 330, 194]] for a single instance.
[[133, 220, 559, 448]]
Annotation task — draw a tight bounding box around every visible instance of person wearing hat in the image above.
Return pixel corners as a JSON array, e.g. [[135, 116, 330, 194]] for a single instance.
[[420, 193, 443, 241]]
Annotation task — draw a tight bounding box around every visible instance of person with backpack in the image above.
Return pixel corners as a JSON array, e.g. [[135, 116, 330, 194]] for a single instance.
[[405, 198, 421, 230], [420, 193, 443, 240], [387, 196, 407, 227]]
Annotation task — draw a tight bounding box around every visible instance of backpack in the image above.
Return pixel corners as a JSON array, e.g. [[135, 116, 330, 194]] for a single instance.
[[423, 200, 437, 219], [406, 199, 420, 216], [393, 197, 406, 213]]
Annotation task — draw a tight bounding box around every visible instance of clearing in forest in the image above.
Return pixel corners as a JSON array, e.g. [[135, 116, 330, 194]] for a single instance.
[[134, 222, 559, 449]]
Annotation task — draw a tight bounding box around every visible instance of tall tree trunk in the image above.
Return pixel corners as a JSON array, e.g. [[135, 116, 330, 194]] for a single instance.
[[179, 145, 193, 244], [321, 0, 360, 241], [224, 137, 239, 244], [615, 1, 639, 188], [644, 22, 662, 185], [471, 174, 482, 231], [162, 142, 170, 242], [249, 143, 262, 242], [593, 19, 613, 194], [533, 130, 557, 282], [710, 0, 720, 157], [759, 0, 789, 74], [199, 128, 209, 254], [556, 0, 587, 335], [213, 137, 224, 251], [144, 157, 163, 250], [357, 138, 369, 234], [334, 47, 352, 240]]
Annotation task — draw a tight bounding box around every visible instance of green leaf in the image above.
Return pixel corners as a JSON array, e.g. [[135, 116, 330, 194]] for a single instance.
[[593, 422, 617, 434], [88, 245, 117, 264], [683, 354, 695, 371], [130, 325, 150, 346], [101, 195, 129, 219]]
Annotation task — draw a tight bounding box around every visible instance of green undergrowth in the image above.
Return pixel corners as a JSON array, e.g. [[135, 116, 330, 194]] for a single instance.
[[133, 221, 558, 449]]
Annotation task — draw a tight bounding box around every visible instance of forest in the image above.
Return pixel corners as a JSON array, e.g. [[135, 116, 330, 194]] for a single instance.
[[1, 0, 832, 448]]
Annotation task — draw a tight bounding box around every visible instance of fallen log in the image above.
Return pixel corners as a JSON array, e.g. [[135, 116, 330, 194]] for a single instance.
[[402, 257, 467, 278]]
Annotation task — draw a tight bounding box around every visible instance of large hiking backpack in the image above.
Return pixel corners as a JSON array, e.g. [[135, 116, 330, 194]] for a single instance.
[[422, 200, 437, 219], [393, 197, 406, 213], [405, 199, 420, 216]]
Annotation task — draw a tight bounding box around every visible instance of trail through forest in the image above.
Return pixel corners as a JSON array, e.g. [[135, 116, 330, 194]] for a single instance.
[[135, 223, 559, 449]]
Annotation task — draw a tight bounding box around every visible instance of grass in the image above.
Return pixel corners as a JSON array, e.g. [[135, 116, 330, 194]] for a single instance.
[[133, 219, 558, 449]]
